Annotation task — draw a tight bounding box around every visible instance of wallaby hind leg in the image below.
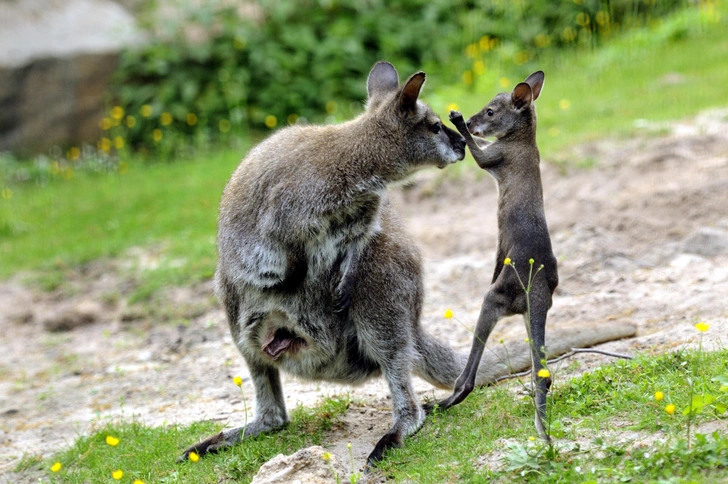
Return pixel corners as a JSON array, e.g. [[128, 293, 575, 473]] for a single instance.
[[427, 289, 509, 413], [527, 289, 552, 441], [179, 362, 288, 461], [366, 353, 424, 465]]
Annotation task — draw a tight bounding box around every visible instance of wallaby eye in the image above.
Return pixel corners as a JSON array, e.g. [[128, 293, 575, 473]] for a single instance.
[[430, 122, 441, 134], [487, 109, 494, 117]]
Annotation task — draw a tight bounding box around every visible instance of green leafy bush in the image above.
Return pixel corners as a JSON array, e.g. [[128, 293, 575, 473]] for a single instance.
[[109, 0, 692, 158]]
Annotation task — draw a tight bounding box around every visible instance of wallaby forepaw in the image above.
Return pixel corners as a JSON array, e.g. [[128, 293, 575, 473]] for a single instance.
[[449, 110, 463, 121], [332, 286, 353, 315]]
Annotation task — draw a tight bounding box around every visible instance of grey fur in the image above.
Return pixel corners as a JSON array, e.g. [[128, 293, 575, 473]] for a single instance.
[[434, 71, 559, 440], [179, 62, 476, 465]]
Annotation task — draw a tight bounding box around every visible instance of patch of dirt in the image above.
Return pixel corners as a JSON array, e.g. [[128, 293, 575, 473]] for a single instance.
[[2, 109, 728, 482]]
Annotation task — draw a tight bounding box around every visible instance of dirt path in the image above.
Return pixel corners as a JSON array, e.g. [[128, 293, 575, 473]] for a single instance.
[[2, 109, 728, 482]]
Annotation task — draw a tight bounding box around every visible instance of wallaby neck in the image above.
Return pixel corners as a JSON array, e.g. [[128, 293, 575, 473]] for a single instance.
[[331, 116, 411, 184]]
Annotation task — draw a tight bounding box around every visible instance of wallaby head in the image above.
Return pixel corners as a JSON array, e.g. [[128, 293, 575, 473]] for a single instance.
[[466, 71, 544, 139], [365, 62, 466, 176]]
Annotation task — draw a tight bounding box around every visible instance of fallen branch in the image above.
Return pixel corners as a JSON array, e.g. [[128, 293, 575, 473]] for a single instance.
[[494, 347, 633, 383]]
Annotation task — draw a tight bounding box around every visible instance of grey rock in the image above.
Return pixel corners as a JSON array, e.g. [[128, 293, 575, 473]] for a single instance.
[[251, 446, 348, 484], [0, 0, 140, 153], [682, 227, 728, 257]]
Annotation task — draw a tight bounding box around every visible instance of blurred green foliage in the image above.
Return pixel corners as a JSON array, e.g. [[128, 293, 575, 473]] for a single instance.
[[110, 0, 693, 158]]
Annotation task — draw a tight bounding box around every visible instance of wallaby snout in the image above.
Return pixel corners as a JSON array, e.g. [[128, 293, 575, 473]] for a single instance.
[[444, 124, 467, 165]]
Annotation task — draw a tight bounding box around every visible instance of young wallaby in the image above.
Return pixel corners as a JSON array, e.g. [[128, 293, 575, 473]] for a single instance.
[[432, 71, 559, 439], [179, 61, 474, 465]]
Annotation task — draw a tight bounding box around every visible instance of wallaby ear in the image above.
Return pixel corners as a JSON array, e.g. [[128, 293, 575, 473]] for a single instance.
[[511, 82, 533, 110], [367, 62, 400, 100], [524, 71, 545, 101], [398, 71, 426, 114]]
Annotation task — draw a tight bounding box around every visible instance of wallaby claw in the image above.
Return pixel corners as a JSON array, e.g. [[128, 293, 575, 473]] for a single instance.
[[177, 431, 227, 463]]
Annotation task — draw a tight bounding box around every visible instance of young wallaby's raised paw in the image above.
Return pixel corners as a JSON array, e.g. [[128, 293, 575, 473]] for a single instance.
[[449, 110, 468, 135]]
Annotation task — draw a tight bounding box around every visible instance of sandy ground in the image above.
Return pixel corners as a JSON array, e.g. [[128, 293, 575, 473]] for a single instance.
[[1, 108, 728, 482]]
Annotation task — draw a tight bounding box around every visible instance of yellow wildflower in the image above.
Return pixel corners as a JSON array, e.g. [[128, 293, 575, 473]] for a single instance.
[[160, 112, 173, 126], [189, 451, 200, 462], [126, 115, 137, 128], [187, 113, 198, 126], [446, 103, 459, 112], [112, 469, 124, 480], [265, 115, 278, 129], [464, 43, 478, 58], [473, 60, 485, 75], [504, 258, 512, 266], [152, 129, 162, 142], [114, 136, 125, 150], [67, 146, 81, 160], [479, 36, 490, 51], [528, 436, 535, 441], [288, 113, 299, 125], [654, 391, 664, 401], [537, 369, 550, 378], [596, 11, 610, 26], [499, 77, 510, 89], [462, 70, 473, 86], [444, 309, 454, 319], [106, 435, 120, 446], [140, 104, 153, 117], [665, 404, 676, 415], [695, 322, 709, 332], [51, 462, 62, 472], [133, 480, 146, 484], [233, 376, 243, 387], [322, 452, 331, 462], [98, 137, 111, 152], [559, 99, 571, 110], [111, 106, 125, 120]]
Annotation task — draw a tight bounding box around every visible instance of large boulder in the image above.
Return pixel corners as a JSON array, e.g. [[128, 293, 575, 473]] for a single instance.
[[0, 0, 139, 154]]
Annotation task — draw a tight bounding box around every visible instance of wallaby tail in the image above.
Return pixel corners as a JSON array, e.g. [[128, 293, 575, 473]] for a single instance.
[[413, 321, 636, 389]]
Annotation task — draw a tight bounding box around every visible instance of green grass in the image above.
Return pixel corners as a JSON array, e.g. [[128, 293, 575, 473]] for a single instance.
[[377, 348, 728, 483], [29, 350, 728, 483], [0, 148, 246, 296], [31, 395, 351, 484]]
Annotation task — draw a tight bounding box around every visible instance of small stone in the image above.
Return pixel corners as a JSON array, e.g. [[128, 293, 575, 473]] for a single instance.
[[42, 300, 103, 332], [682, 227, 728, 257]]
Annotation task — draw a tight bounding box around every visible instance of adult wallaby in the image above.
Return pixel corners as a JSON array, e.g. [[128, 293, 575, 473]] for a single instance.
[[432, 71, 559, 440], [179, 61, 472, 465]]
